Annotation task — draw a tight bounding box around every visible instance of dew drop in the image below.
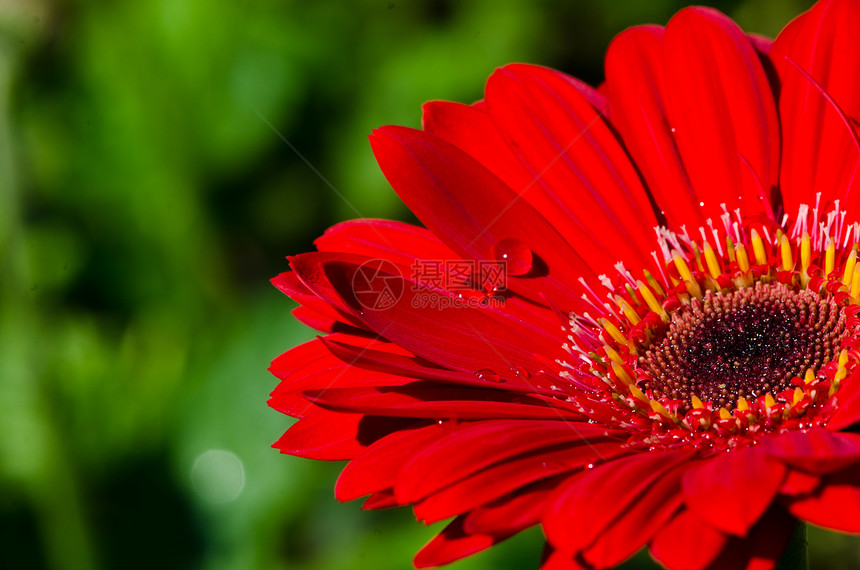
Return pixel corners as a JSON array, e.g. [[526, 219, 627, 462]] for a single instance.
[[474, 368, 501, 382], [699, 201, 705, 207], [493, 238, 533, 276], [510, 366, 530, 380], [670, 127, 676, 133]]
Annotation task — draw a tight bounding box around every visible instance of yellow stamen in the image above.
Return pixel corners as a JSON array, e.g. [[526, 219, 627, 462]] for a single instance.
[[764, 393, 777, 409], [804, 368, 816, 384], [843, 248, 857, 287], [850, 266, 860, 299], [839, 349, 849, 368], [673, 251, 702, 298], [690, 395, 704, 410], [649, 399, 673, 420], [780, 235, 794, 271], [673, 251, 692, 282], [793, 387, 804, 405], [735, 241, 750, 273], [718, 407, 732, 420], [737, 397, 750, 412], [835, 367, 848, 382], [800, 232, 811, 275], [600, 318, 628, 347], [825, 238, 836, 277], [751, 229, 768, 265], [616, 297, 641, 326], [703, 242, 721, 278], [629, 384, 648, 403], [604, 344, 624, 366], [637, 280, 664, 317], [610, 361, 633, 386], [643, 270, 665, 297], [691, 243, 705, 273], [725, 238, 736, 262]]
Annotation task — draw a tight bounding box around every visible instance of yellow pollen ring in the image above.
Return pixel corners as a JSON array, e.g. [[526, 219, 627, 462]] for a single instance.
[[751, 229, 768, 266]]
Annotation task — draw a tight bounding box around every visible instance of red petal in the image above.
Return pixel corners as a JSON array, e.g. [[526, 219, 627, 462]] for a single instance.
[[485, 63, 659, 274], [362, 490, 398, 509], [413, 516, 507, 569], [764, 428, 860, 474], [320, 336, 562, 396], [272, 410, 366, 460], [779, 469, 820, 497], [662, 7, 780, 224], [704, 507, 796, 570], [544, 450, 691, 554], [582, 461, 687, 567], [370, 125, 593, 310], [272, 271, 363, 331], [604, 25, 703, 230], [268, 335, 409, 418], [396, 419, 621, 503], [303, 384, 582, 421], [463, 481, 556, 536], [682, 446, 786, 536], [771, 0, 860, 217], [421, 101, 536, 199], [413, 441, 628, 524], [650, 509, 728, 570], [316, 257, 568, 375], [825, 369, 860, 430], [335, 424, 447, 502], [315, 218, 458, 264], [788, 465, 860, 532], [540, 549, 590, 570]]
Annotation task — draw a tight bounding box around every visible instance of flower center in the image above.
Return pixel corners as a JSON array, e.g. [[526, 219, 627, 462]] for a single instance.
[[640, 284, 845, 412], [558, 205, 860, 442]]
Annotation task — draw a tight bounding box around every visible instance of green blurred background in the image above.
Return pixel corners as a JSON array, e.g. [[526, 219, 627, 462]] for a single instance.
[[3, 0, 858, 569]]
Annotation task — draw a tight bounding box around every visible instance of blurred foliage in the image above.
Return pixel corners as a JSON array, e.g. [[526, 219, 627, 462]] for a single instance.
[[2, 0, 857, 569]]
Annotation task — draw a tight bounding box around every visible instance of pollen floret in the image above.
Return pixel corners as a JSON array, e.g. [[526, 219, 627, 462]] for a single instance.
[[563, 204, 860, 449]]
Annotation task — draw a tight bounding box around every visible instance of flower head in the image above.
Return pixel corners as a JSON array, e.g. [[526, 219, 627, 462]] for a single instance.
[[269, 1, 860, 568]]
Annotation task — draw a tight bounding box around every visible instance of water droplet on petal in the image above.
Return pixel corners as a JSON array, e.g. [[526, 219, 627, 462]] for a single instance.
[[493, 238, 533, 276], [474, 368, 501, 382], [699, 201, 705, 207], [510, 366, 530, 380]]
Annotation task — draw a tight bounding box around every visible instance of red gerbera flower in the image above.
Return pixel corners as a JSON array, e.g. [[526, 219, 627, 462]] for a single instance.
[[269, 1, 860, 568]]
